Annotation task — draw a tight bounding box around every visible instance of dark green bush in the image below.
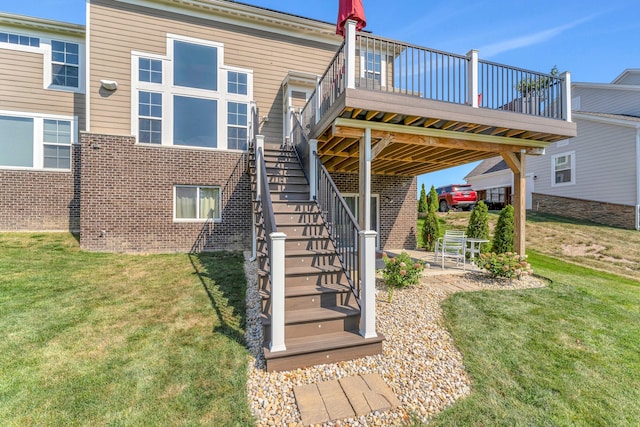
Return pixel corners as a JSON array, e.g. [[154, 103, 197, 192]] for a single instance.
[[492, 204, 515, 253], [466, 201, 490, 253]]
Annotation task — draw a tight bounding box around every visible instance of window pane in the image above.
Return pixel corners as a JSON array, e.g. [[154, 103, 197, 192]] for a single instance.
[[176, 187, 197, 219], [139, 119, 162, 144], [199, 187, 219, 219], [43, 145, 71, 169], [174, 41, 217, 90], [0, 116, 34, 167], [174, 96, 217, 148], [43, 119, 72, 144], [0, 33, 7, 43], [139, 57, 162, 83], [227, 71, 248, 95]]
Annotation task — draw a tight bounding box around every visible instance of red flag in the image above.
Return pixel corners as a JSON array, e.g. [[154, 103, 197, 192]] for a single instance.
[[336, 0, 366, 37]]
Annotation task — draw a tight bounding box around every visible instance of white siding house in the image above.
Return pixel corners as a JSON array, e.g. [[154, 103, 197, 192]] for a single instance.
[[468, 69, 640, 230]]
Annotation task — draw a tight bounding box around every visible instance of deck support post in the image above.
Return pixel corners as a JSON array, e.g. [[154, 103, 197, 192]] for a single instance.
[[359, 230, 377, 338], [358, 127, 376, 338], [345, 19, 357, 90], [502, 150, 526, 255], [561, 71, 572, 122], [269, 232, 287, 352], [467, 49, 479, 108], [309, 139, 318, 200]]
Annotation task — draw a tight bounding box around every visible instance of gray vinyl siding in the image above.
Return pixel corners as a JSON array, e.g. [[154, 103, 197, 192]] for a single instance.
[[615, 73, 640, 85], [527, 119, 637, 206], [0, 48, 85, 129], [573, 86, 640, 116], [89, 0, 339, 142]]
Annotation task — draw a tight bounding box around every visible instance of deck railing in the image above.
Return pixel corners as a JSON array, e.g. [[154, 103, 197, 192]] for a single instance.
[[301, 23, 570, 131], [357, 33, 468, 104], [315, 153, 361, 306], [478, 60, 564, 119], [290, 112, 310, 183]]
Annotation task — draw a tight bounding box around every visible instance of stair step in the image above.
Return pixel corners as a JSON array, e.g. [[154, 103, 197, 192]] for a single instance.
[[277, 223, 329, 237], [263, 305, 360, 340], [260, 282, 355, 311], [273, 211, 323, 224], [271, 200, 318, 213], [267, 175, 308, 185], [270, 191, 310, 201], [268, 183, 309, 193]]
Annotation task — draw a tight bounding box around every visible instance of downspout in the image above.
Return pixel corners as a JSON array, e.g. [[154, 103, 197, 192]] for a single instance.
[[636, 126, 640, 230]]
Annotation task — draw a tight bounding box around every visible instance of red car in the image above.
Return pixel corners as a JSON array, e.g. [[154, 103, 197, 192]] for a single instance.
[[436, 184, 477, 212]]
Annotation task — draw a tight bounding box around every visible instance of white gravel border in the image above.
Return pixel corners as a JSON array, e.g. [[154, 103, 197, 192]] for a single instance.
[[244, 252, 547, 426]]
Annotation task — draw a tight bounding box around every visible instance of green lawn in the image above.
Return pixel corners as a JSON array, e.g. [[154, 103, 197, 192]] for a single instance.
[[0, 233, 254, 425], [428, 251, 640, 426]]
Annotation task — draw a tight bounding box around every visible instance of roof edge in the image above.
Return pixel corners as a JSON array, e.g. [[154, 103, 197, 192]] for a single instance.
[[0, 12, 85, 37]]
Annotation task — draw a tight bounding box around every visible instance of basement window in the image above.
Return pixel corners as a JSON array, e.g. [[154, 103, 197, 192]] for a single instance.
[[174, 185, 221, 221]]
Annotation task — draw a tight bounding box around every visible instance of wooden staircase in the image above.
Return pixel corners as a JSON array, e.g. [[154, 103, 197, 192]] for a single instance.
[[253, 143, 383, 372]]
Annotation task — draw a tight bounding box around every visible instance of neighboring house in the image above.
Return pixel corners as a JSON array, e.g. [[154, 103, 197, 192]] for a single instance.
[[465, 157, 513, 210], [468, 69, 640, 230], [1, 0, 576, 368]]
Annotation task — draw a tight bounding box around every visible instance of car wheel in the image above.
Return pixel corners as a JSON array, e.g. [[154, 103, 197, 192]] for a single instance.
[[439, 200, 449, 212]]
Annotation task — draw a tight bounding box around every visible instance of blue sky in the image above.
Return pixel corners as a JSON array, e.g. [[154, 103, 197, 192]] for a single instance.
[[4, 0, 639, 193]]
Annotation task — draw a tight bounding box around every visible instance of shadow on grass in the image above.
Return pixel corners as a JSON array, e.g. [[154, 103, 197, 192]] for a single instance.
[[188, 252, 247, 346]]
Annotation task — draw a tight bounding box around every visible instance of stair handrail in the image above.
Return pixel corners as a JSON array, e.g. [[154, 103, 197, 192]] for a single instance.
[[290, 111, 310, 183], [314, 152, 361, 305], [256, 144, 286, 352]]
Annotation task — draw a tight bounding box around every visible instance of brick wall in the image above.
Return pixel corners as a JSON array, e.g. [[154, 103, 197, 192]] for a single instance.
[[80, 133, 251, 252], [0, 147, 80, 231], [532, 193, 637, 229], [329, 172, 418, 250]]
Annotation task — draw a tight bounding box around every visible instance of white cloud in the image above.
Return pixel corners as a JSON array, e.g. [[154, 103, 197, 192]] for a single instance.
[[479, 15, 595, 58]]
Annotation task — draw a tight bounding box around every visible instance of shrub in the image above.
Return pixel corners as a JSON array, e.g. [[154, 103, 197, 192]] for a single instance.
[[479, 252, 533, 279], [466, 201, 491, 254], [428, 185, 439, 213], [382, 252, 425, 302], [492, 204, 514, 254], [418, 183, 428, 213], [421, 209, 440, 251]]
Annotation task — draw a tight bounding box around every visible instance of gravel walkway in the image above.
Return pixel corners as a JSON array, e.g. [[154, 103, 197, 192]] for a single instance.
[[244, 253, 547, 426]]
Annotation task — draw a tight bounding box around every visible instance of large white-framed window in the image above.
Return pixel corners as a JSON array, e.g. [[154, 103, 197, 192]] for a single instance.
[[174, 185, 221, 221], [551, 151, 575, 186], [0, 27, 85, 93], [0, 110, 77, 171], [131, 34, 253, 151]]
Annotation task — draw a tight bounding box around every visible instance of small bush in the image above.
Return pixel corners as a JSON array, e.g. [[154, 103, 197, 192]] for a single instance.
[[492, 205, 515, 253], [479, 252, 533, 279], [466, 201, 490, 254], [382, 252, 425, 302], [421, 210, 440, 251]]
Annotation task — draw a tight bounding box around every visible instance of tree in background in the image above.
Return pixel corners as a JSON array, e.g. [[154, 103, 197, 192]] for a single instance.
[[421, 185, 441, 251], [492, 204, 515, 254], [466, 201, 490, 253], [428, 185, 439, 213], [418, 183, 428, 213]]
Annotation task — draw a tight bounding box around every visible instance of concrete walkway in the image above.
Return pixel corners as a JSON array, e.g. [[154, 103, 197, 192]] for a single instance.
[[293, 373, 400, 426]]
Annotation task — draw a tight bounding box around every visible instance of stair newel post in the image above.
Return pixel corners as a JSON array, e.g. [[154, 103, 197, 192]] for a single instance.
[[309, 139, 318, 201], [359, 230, 377, 339], [561, 71, 572, 122], [269, 232, 287, 352]]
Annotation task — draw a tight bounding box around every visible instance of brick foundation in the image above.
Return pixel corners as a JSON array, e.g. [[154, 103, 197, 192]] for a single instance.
[[0, 147, 80, 232], [532, 193, 637, 229], [80, 133, 251, 253], [329, 173, 418, 250]]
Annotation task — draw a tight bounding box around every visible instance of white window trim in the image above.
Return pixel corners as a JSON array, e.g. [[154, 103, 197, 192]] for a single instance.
[[131, 35, 253, 152], [173, 185, 222, 222], [359, 51, 386, 87], [551, 150, 576, 187], [0, 28, 85, 94], [0, 109, 77, 172]]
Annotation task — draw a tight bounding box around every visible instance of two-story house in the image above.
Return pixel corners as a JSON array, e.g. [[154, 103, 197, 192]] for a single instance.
[[1, 0, 576, 369]]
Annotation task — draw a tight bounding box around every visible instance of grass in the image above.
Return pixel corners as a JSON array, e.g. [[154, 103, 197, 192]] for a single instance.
[[419, 211, 640, 281], [428, 252, 640, 425], [0, 233, 254, 425]]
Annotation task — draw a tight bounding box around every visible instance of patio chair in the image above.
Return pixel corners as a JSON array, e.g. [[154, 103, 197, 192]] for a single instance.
[[434, 230, 466, 270]]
